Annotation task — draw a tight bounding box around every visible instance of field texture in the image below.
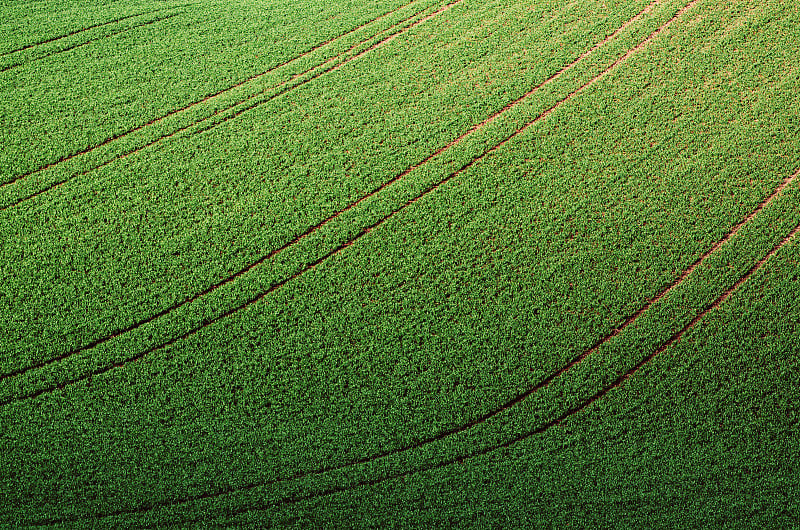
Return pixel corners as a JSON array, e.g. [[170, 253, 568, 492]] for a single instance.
[[1, 0, 799, 526]]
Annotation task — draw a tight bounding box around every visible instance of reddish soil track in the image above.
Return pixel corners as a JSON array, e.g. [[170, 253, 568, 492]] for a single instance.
[[0, 7, 172, 58], [27, 0, 790, 525], [0, 11, 183, 74], [33, 200, 800, 526], [0, 0, 461, 382], [0, 5, 432, 209], [327, 0, 465, 75], [0, 0, 421, 191], [0, 0, 650, 381], [227, 218, 798, 520], [18, 0, 800, 525]]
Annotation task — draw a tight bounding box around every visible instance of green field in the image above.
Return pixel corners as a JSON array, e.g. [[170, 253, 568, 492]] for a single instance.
[[1, 0, 798, 526]]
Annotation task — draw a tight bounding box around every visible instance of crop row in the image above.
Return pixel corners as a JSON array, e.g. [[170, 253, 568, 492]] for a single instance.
[[0, 0, 657, 389], [0, 0, 422, 183], [0, 0, 656, 382], [3, 0, 799, 525]]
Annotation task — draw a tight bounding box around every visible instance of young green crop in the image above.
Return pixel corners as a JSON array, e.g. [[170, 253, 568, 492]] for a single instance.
[[0, 0, 656, 378], [1, 0, 798, 526], [0, 0, 417, 182], [243, 235, 799, 529]]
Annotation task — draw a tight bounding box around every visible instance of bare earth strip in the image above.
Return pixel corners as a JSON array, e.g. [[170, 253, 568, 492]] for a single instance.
[[0, 11, 184, 74], [27, 0, 789, 526], [0, 0, 423, 191], [230, 217, 799, 522], [0, 6, 175, 58], [0, 0, 654, 382], [0, 0, 463, 378]]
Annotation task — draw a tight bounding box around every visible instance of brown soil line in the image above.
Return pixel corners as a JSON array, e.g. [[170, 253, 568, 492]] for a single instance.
[[327, 0, 464, 75], [16, 0, 727, 525], [0, 0, 420, 190], [0, 5, 436, 384], [0, 11, 183, 74], [0, 6, 174, 58]]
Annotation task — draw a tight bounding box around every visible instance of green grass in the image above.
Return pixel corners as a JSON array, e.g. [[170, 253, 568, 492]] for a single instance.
[[1, 0, 798, 527]]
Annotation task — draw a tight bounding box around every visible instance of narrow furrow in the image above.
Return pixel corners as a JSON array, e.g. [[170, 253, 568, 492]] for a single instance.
[[0, 0, 453, 378], [0, 0, 692, 399], [0, 6, 173, 58], [173, 188, 800, 530], [15, 3, 748, 526], [0, 4, 432, 209], [0, 0, 653, 382], [0, 0, 422, 190], [0, 11, 183, 74]]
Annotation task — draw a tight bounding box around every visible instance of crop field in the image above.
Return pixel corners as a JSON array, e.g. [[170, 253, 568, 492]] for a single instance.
[[1, 0, 799, 526]]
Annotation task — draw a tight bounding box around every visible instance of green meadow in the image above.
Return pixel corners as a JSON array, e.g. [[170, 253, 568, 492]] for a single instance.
[[1, 0, 798, 526]]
